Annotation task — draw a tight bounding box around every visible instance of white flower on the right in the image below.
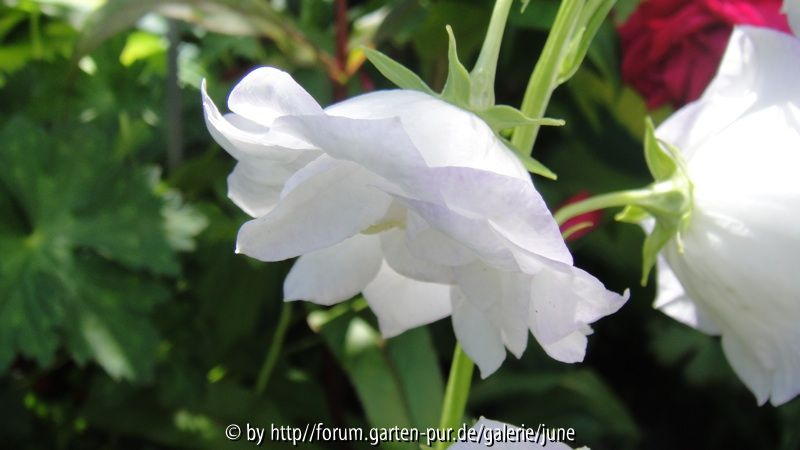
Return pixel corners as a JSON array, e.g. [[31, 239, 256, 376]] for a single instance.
[[654, 26, 800, 406]]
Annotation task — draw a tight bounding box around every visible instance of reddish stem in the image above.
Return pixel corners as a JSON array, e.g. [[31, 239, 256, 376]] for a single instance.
[[333, 0, 349, 100]]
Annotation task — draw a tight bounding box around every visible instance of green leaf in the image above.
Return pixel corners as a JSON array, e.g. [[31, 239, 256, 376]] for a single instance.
[[313, 303, 444, 435], [478, 105, 565, 132], [0, 117, 177, 381], [119, 31, 166, 67], [643, 116, 677, 181], [75, 0, 318, 67], [364, 47, 435, 95], [470, 369, 640, 444], [440, 25, 472, 107]]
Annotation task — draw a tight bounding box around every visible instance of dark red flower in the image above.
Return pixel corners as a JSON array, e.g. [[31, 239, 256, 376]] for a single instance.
[[619, 0, 790, 109], [558, 191, 603, 243]]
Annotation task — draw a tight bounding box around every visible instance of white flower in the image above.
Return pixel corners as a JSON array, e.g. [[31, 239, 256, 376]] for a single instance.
[[654, 26, 800, 406], [449, 418, 586, 450], [785, 0, 800, 36], [202, 67, 627, 376]]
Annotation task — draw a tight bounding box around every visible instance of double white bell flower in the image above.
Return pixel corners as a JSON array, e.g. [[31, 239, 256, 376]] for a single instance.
[[202, 68, 627, 376], [654, 26, 800, 405]]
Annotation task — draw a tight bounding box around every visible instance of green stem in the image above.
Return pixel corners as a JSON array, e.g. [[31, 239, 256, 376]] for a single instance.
[[511, 0, 583, 153], [554, 188, 652, 225], [469, 0, 515, 109], [436, 344, 475, 450], [255, 301, 293, 395]]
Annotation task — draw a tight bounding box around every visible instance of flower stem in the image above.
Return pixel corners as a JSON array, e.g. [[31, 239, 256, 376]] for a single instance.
[[436, 344, 475, 450], [512, 0, 584, 153], [255, 301, 293, 395], [470, 0, 515, 109], [554, 188, 652, 225]]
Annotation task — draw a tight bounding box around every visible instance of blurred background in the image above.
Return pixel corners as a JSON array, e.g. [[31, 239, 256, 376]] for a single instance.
[[0, 0, 798, 449]]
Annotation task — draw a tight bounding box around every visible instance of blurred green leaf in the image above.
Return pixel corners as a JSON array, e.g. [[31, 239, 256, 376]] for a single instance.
[[0, 117, 177, 381], [313, 304, 444, 439]]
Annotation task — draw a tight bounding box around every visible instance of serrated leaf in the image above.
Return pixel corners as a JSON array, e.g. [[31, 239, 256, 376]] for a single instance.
[[364, 47, 434, 94], [644, 116, 677, 181], [478, 105, 565, 132], [0, 117, 177, 381], [440, 25, 472, 106]]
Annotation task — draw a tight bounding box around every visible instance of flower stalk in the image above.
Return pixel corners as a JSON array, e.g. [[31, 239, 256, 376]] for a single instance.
[[512, 0, 584, 153], [469, 0, 515, 109], [255, 302, 293, 395], [436, 344, 475, 450]]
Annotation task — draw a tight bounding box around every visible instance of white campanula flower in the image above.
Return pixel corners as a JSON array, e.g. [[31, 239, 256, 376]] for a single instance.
[[202, 68, 627, 376], [654, 26, 800, 405]]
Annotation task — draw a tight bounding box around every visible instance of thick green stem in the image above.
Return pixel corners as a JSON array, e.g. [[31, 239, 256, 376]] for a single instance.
[[511, 0, 583, 153], [554, 188, 652, 225], [255, 302, 293, 395], [469, 0, 514, 109], [436, 344, 475, 450]]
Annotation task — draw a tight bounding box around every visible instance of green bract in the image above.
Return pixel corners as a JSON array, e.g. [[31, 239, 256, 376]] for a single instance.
[[616, 117, 693, 285]]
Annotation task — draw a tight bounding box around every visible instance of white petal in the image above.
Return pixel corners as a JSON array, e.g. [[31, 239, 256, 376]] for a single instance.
[[404, 211, 478, 267], [407, 166, 572, 265], [326, 90, 528, 180], [528, 263, 627, 356], [283, 234, 382, 306], [662, 206, 800, 406], [236, 162, 391, 261], [454, 263, 531, 358], [539, 330, 588, 364], [362, 261, 451, 338], [657, 27, 800, 160], [227, 67, 323, 126], [785, 0, 800, 36], [654, 256, 720, 335], [227, 152, 319, 218], [202, 80, 315, 163], [380, 228, 455, 284], [451, 287, 506, 378]]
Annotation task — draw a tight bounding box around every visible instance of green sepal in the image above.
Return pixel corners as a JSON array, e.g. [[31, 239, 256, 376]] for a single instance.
[[644, 116, 677, 181], [614, 205, 649, 224], [478, 105, 565, 132], [440, 25, 472, 108], [363, 47, 435, 95], [518, 153, 558, 180], [641, 222, 674, 286]]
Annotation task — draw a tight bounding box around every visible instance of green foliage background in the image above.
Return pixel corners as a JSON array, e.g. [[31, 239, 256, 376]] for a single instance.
[[0, 1, 798, 449]]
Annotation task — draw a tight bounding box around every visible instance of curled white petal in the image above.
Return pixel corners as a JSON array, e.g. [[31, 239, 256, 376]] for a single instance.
[[284, 234, 382, 306], [362, 261, 451, 338]]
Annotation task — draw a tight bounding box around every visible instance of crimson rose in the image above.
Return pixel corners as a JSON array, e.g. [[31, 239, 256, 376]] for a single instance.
[[619, 0, 790, 109]]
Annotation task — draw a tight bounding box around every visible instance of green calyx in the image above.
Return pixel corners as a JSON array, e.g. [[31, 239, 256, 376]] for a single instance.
[[552, 117, 693, 286], [617, 118, 694, 285], [364, 0, 562, 179]]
